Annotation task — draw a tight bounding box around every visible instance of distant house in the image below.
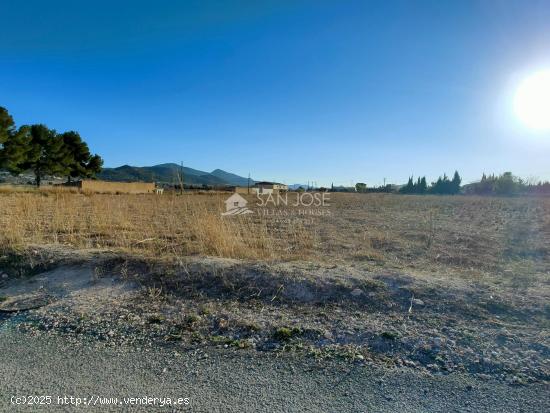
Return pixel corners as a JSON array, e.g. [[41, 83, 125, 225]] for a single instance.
[[252, 181, 288, 195]]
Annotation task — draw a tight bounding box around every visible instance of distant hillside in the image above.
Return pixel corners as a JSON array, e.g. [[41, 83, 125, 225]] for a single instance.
[[98, 163, 253, 186], [211, 169, 254, 187]]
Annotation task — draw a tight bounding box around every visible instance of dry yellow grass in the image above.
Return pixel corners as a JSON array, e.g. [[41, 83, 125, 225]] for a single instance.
[[0, 191, 548, 279]]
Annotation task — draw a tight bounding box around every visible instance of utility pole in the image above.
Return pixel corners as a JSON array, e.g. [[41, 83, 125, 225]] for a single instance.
[[180, 161, 185, 194], [247, 172, 251, 195]]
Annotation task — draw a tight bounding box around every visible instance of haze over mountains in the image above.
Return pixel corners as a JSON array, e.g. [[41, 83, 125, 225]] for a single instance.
[[98, 163, 255, 187]]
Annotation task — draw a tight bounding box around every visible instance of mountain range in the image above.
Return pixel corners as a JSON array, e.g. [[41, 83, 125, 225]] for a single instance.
[[98, 163, 255, 187]]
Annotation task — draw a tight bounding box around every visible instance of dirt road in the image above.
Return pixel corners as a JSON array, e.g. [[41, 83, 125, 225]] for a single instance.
[[0, 327, 548, 413]]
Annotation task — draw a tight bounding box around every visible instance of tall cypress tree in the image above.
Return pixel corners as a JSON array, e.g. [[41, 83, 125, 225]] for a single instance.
[[419, 176, 427, 194], [400, 176, 415, 194], [451, 171, 462, 194]]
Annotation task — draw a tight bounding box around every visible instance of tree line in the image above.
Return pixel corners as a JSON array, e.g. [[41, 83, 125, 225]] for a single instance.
[[399, 171, 461, 195], [465, 172, 550, 196], [360, 170, 550, 196], [0, 106, 102, 186]]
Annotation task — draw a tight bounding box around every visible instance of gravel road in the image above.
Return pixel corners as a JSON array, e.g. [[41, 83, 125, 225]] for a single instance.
[[1, 328, 548, 412]]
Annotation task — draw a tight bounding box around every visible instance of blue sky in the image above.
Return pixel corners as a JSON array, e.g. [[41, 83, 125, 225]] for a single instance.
[[1, 0, 549, 185]]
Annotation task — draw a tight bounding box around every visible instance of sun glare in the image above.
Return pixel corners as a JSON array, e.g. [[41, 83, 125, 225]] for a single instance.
[[514, 70, 550, 131]]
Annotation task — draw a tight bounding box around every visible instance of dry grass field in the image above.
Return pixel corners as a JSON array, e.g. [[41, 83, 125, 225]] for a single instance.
[[1, 191, 549, 383], [0, 190, 548, 277]]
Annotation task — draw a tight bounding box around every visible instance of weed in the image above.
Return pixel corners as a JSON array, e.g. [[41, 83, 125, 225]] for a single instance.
[[274, 327, 302, 341], [381, 331, 399, 340]]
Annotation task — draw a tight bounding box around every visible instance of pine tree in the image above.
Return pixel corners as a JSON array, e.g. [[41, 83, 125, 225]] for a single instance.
[[85, 154, 103, 178], [1, 125, 30, 174], [60, 131, 92, 181], [0, 106, 15, 146], [21, 124, 68, 187], [1, 107, 103, 183]]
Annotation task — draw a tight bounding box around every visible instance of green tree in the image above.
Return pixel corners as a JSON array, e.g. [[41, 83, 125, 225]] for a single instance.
[[494, 172, 519, 195], [355, 182, 367, 193], [59, 131, 103, 181], [0, 106, 15, 146], [400, 176, 415, 194], [1, 125, 30, 173], [60, 131, 89, 181], [451, 171, 462, 194], [415, 177, 420, 193], [419, 176, 427, 194], [21, 124, 69, 187], [430, 173, 452, 194], [85, 154, 103, 178]]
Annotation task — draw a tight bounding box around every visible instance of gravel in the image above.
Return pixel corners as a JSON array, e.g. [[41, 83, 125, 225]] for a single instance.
[[1, 328, 548, 412]]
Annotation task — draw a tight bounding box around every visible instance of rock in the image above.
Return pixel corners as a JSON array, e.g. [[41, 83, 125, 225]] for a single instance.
[[323, 330, 333, 339], [412, 298, 424, 306], [350, 288, 363, 297], [509, 376, 524, 385]]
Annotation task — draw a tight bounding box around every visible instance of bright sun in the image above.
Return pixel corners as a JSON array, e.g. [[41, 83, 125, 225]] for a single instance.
[[514, 70, 550, 131]]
